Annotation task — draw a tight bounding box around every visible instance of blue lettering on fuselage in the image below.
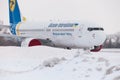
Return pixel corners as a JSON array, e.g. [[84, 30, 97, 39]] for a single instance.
[[53, 32, 72, 36], [48, 23, 58, 27], [48, 23, 79, 27]]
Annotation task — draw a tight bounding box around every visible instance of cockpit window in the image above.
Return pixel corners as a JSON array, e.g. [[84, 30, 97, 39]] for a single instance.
[[88, 27, 104, 31]]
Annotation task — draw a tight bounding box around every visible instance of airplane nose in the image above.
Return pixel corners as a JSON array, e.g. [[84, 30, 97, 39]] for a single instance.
[[92, 31, 106, 46]]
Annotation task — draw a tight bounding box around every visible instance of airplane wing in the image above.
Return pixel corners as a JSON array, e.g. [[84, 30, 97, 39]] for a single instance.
[[0, 25, 10, 28], [0, 25, 55, 47], [0, 34, 55, 47]]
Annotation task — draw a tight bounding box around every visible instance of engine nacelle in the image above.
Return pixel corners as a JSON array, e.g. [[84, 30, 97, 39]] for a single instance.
[[90, 45, 102, 52], [21, 38, 41, 47]]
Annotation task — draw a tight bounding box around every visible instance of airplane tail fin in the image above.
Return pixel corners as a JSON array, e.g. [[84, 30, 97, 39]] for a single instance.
[[9, 0, 21, 24]]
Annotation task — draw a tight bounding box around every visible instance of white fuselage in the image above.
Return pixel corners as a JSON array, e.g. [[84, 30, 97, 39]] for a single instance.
[[15, 21, 106, 49]]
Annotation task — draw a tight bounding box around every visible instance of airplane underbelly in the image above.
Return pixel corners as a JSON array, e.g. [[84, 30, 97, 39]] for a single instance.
[[52, 36, 75, 48]]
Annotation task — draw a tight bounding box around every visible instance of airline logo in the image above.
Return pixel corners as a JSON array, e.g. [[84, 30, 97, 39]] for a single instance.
[[10, 0, 16, 12]]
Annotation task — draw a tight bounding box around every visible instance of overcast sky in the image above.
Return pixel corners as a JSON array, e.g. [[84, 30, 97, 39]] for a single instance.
[[0, 0, 120, 34]]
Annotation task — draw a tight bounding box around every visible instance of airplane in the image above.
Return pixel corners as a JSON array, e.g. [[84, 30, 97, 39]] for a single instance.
[[0, 0, 106, 52]]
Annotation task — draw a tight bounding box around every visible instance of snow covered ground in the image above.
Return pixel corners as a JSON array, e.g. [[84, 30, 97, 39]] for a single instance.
[[0, 46, 120, 80]]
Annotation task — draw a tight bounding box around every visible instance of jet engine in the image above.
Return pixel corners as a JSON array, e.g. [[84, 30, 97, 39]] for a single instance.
[[21, 38, 41, 47]]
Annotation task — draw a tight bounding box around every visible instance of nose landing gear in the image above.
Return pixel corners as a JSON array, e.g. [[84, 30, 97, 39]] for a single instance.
[[90, 45, 102, 52]]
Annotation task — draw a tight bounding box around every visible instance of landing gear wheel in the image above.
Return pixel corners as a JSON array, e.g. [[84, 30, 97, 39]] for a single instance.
[[90, 45, 102, 52]]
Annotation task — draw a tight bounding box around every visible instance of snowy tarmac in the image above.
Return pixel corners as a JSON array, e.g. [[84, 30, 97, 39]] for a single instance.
[[0, 46, 120, 80]]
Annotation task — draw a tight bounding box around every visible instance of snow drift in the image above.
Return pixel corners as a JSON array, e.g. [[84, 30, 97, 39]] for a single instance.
[[0, 46, 120, 80]]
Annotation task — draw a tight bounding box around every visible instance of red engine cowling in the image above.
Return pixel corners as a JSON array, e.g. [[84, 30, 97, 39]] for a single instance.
[[90, 45, 102, 52], [21, 38, 41, 47]]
